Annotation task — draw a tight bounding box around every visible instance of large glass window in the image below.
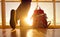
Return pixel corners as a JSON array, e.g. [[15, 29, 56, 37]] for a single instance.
[[39, 0, 52, 1], [32, 0, 36, 1], [0, 2, 2, 25], [38, 2, 53, 25], [5, 2, 53, 25], [56, 0, 60, 1], [0, 0, 19, 1], [32, 0, 52, 1], [56, 3, 60, 25], [0, 0, 60, 26], [6, 2, 20, 25], [0, 0, 53, 1]]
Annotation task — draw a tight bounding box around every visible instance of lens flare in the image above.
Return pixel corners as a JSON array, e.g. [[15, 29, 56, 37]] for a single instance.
[[25, 17, 33, 26]]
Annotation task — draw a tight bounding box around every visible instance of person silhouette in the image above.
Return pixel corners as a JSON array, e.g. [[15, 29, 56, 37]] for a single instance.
[[10, 0, 31, 31], [16, 0, 31, 27], [10, 9, 16, 30]]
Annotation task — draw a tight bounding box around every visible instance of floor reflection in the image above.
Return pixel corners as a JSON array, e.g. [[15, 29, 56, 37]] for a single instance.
[[27, 29, 33, 37], [20, 28, 28, 37], [2, 29, 6, 37], [0, 28, 60, 37], [20, 28, 47, 37], [32, 29, 47, 37], [11, 30, 17, 37]]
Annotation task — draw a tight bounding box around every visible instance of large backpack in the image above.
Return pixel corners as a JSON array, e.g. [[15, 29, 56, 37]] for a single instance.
[[32, 8, 48, 28]]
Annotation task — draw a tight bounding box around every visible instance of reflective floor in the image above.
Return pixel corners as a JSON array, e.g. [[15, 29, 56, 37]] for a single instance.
[[0, 28, 60, 37]]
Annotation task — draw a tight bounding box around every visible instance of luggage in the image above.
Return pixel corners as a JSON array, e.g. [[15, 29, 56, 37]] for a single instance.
[[32, 7, 48, 28]]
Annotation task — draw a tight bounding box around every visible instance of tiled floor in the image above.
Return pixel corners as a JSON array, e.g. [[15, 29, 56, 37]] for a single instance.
[[0, 28, 60, 37]]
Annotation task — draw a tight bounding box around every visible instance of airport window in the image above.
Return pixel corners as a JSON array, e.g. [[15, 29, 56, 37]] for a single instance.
[[56, 0, 60, 1], [56, 3, 60, 25], [38, 0, 52, 1], [0, 3, 2, 25], [0, 0, 53, 2], [0, 0, 60, 27], [6, 2, 20, 25], [5, 2, 53, 26], [38, 2, 53, 25]]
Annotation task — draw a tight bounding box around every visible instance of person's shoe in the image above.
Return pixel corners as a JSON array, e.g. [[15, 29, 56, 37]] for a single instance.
[[11, 29, 16, 32]]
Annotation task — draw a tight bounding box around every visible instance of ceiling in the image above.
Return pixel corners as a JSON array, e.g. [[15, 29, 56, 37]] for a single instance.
[[0, 0, 57, 2], [0, 0, 60, 2]]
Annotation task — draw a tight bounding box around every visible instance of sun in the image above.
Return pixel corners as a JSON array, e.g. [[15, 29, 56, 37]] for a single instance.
[[25, 17, 33, 26]]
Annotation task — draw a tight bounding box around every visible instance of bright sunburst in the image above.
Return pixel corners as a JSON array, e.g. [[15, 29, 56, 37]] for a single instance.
[[24, 3, 37, 26], [25, 17, 33, 26]]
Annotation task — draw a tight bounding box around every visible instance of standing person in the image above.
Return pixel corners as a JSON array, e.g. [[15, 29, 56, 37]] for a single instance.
[[10, 9, 16, 31], [16, 0, 31, 27]]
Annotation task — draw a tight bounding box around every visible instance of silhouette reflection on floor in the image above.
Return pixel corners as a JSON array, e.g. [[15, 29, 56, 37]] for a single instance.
[[11, 30, 17, 37]]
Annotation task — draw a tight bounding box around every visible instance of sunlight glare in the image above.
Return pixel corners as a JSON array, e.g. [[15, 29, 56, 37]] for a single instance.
[[24, 3, 37, 26], [17, 20, 20, 26], [25, 17, 33, 26], [27, 29, 33, 37]]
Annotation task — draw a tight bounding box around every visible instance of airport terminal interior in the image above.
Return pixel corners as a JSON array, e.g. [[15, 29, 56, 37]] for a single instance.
[[0, 0, 60, 37]]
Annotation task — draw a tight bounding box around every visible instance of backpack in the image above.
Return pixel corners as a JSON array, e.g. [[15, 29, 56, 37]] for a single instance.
[[32, 8, 48, 28]]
